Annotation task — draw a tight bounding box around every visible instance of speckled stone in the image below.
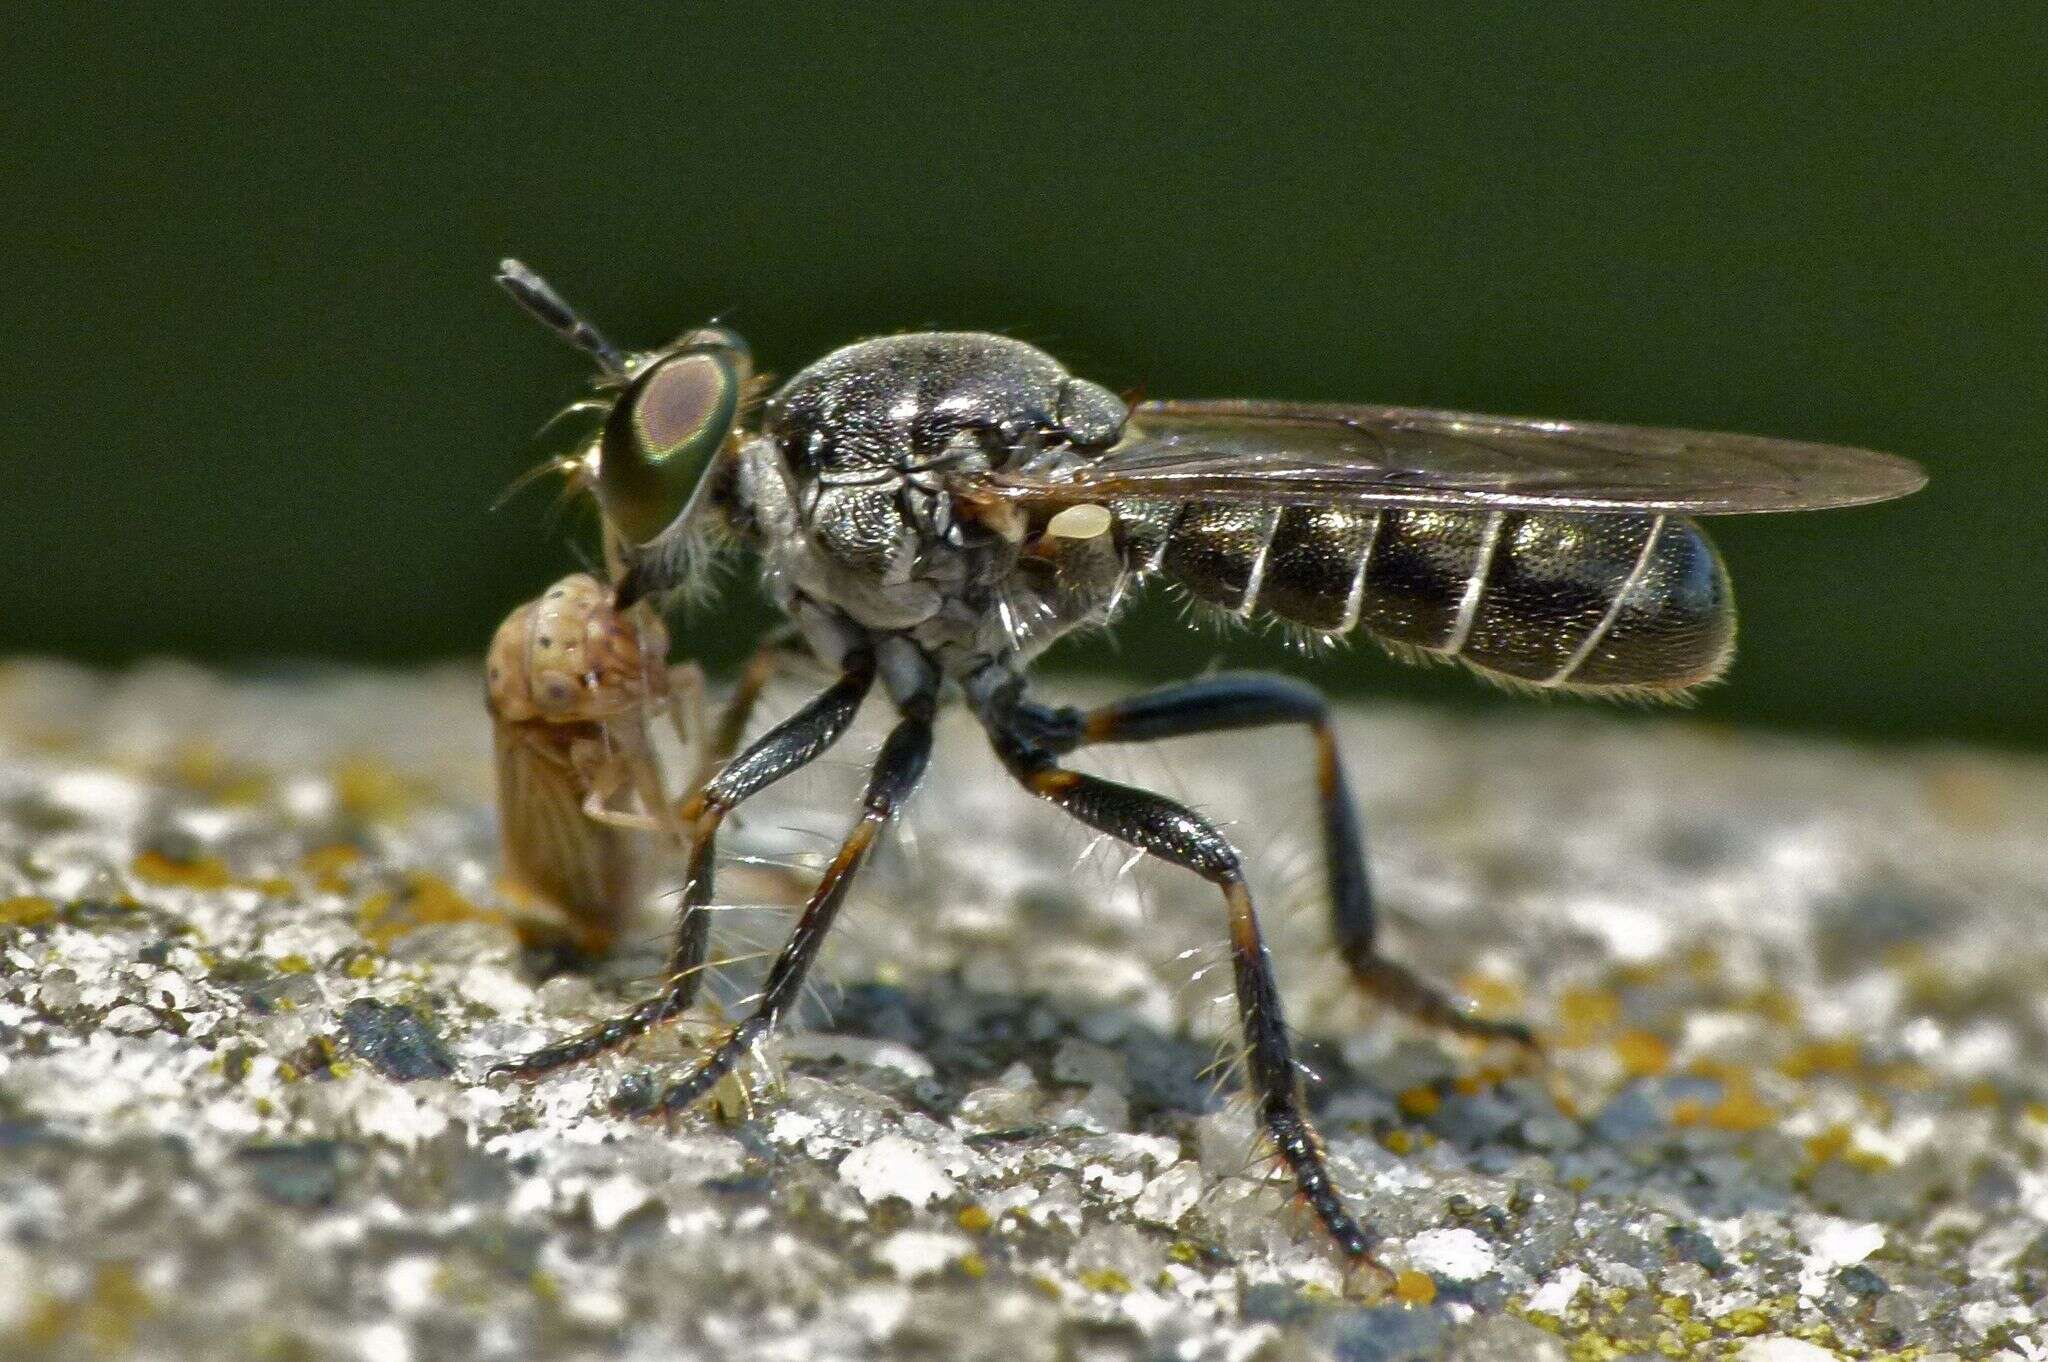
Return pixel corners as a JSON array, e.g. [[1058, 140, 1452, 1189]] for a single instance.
[[2, 658, 2047, 1361]]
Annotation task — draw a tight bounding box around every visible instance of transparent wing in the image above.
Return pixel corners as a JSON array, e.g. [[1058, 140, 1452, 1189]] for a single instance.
[[984, 399, 1926, 514], [494, 723, 635, 923]]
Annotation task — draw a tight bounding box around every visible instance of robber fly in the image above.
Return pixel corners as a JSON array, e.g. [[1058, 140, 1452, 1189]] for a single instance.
[[486, 260, 1925, 1277]]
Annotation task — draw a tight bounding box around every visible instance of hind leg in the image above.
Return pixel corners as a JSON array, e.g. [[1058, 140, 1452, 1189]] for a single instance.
[[1011, 673, 1532, 1049]]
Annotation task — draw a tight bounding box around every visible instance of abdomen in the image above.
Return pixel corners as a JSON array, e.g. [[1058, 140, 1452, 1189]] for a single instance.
[[1125, 502, 1735, 696]]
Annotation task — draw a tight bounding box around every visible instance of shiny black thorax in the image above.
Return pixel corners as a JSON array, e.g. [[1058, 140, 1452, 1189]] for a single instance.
[[723, 334, 1131, 670], [765, 332, 1128, 480]]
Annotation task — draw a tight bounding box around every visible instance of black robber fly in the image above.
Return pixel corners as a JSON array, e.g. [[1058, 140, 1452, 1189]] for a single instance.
[[487, 259, 1925, 1279]]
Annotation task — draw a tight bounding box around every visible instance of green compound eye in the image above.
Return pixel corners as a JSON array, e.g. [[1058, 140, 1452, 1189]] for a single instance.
[[597, 345, 746, 546]]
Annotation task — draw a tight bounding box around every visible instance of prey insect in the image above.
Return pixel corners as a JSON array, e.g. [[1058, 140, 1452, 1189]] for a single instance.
[[487, 569, 782, 953], [486, 259, 1925, 1277], [486, 571, 700, 952]]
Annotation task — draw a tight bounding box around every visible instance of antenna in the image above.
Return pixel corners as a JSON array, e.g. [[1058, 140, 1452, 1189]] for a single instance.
[[495, 258, 627, 379]]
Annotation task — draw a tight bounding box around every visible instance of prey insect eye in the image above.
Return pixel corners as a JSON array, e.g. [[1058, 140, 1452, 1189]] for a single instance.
[[597, 345, 746, 546]]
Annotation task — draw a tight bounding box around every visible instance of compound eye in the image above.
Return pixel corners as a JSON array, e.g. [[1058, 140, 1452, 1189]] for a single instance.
[[597, 348, 744, 545], [678, 324, 751, 368]]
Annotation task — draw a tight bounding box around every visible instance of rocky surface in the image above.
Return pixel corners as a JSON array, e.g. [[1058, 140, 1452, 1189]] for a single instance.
[[2, 658, 2047, 1361]]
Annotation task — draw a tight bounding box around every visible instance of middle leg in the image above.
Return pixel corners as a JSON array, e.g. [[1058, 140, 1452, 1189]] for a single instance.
[[1011, 673, 1531, 1049]]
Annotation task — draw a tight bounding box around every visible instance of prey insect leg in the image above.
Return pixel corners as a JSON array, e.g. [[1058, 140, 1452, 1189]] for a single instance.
[[492, 649, 877, 1080], [655, 680, 937, 1116], [1012, 674, 1532, 1050], [983, 713, 1378, 1267]]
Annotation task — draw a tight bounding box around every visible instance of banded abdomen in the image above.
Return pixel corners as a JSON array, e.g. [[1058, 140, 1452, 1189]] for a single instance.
[[1120, 501, 1734, 696]]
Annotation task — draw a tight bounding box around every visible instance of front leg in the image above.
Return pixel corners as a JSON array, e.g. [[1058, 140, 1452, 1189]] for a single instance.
[[680, 629, 807, 797], [493, 648, 878, 1080]]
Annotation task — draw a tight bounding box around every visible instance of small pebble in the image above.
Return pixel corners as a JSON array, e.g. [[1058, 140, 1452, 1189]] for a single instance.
[[101, 1003, 159, 1034], [838, 1134, 956, 1208], [1735, 1340, 1841, 1362], [339, 999, 456, 1081], [237, 1141, 348, 1207], [1403, 1227, 1497, 1282]]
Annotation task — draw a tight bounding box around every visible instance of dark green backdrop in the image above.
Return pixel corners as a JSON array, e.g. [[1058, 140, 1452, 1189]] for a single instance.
[[8, 8, 2042, 749]]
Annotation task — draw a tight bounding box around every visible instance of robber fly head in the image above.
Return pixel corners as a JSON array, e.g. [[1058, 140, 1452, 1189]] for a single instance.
[[496, 259, 752, 557]]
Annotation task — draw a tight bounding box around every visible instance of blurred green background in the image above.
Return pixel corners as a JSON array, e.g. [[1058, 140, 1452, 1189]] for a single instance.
[[7, 8, 2042, 750]]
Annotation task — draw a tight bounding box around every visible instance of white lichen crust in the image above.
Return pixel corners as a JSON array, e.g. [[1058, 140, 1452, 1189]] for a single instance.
[[2, 658, 2047, 1361]]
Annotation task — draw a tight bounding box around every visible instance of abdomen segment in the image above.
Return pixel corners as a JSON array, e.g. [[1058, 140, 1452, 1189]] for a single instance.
[[1129, 502, 1735, 697]]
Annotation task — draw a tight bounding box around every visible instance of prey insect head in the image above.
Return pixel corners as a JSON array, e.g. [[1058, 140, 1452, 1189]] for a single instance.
[[497, 259, 752, 553]]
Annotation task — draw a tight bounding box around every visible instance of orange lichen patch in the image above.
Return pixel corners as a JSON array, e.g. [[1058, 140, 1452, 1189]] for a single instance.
[[1682, 945, 1721, 981], [1965, 1079, 2004, 1109], [1613, 1029, 1672, 1078], [131, 851, 235, 890], [22, 1261, 154, 1355], [1672, 1064, 1775, 1133], [164, 743, 273, 805], [1398, 1085, 1443, 1119], [300, 844, 363, 893], [0, 895, 59, 928], [357, 873, 514, 949], [1745, 987, 1800, 1027], [1557, 986, 1620, 1046], [1845, 1146, 1898, 1173], [1614, 958, 1676, 990], [1870, 1060, 1936, 1092], [1801, 1122, 1892, 1171], [1392, 1269, 1437, 1305], [1457, 972, 1525, 1019], [956, 1205, 994, 1233], [1076, 1268, 1132, 1294], [1924, 759, 2012, 831], [1778, 1037, 1861, 1080], [333, 756, 421, 822], [1804, 1123, 1852, 1165]]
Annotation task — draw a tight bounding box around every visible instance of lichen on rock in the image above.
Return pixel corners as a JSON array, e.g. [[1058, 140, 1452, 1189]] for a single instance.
[[2, 658, 2047, 1360]]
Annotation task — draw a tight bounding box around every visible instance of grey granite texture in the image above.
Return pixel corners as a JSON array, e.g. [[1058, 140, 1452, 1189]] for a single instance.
[[2, 658, 2047, 1361]]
